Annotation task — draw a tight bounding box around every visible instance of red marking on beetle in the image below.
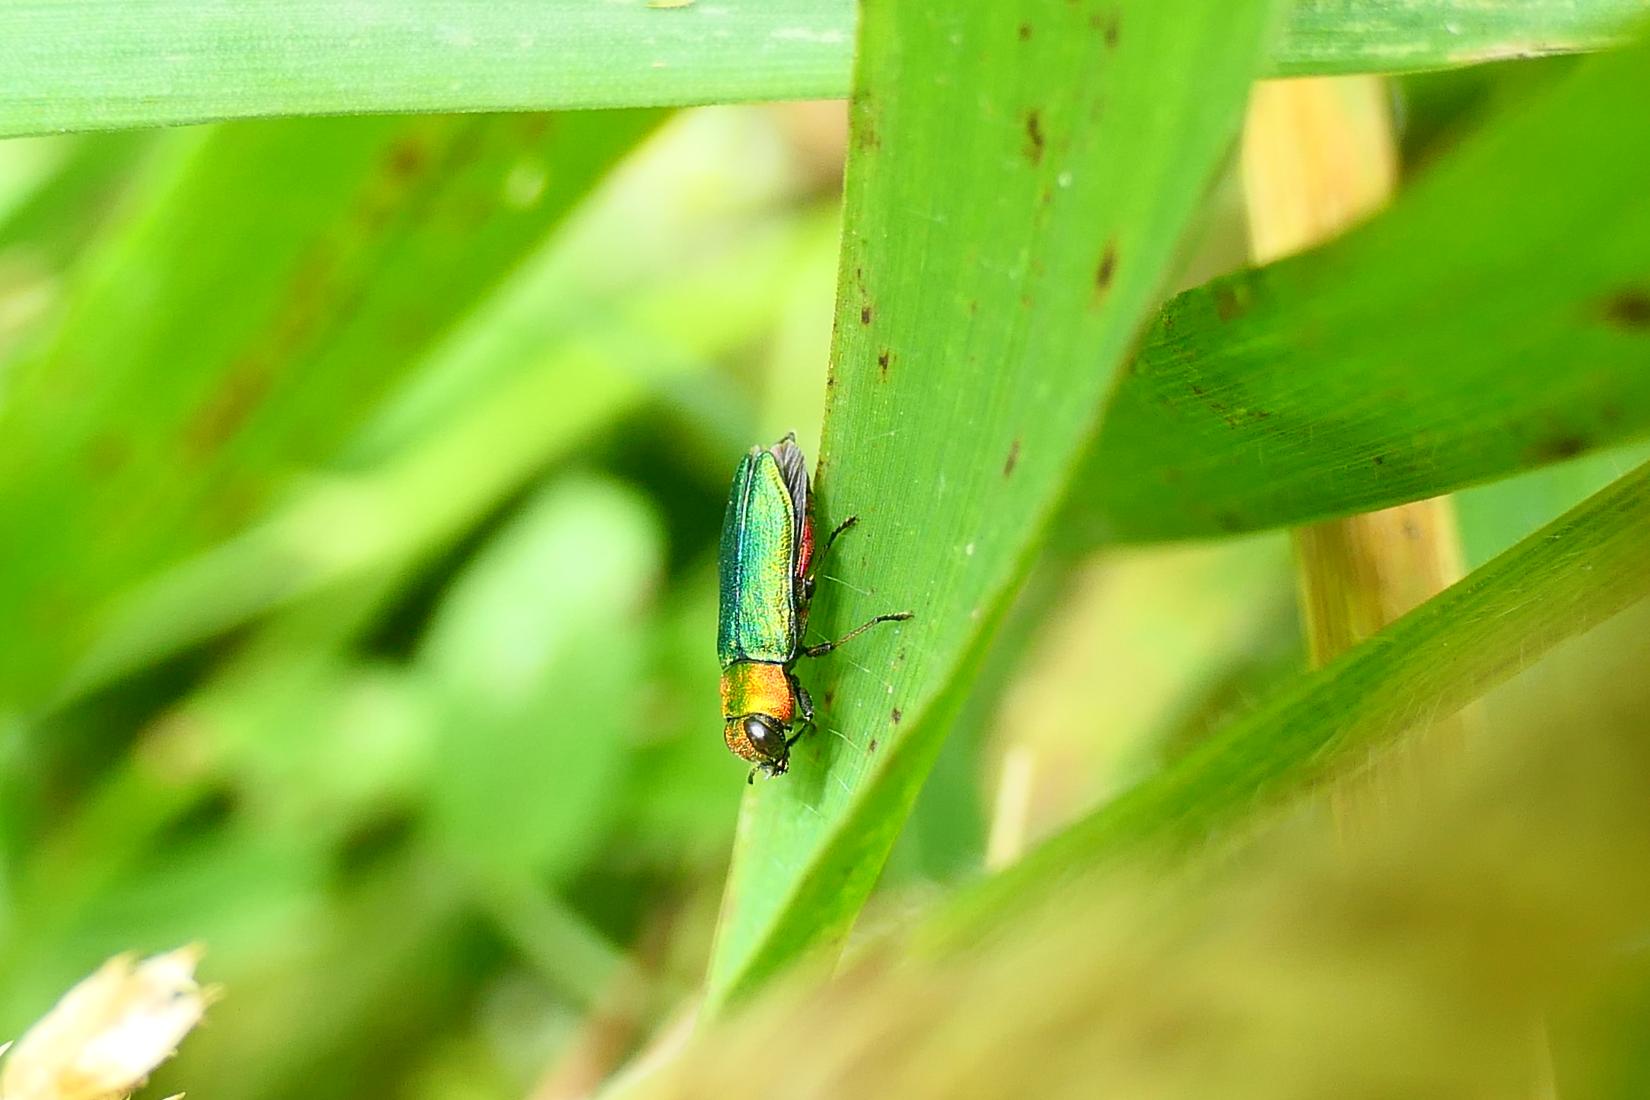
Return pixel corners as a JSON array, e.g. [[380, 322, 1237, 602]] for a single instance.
[[797, 515, 816, 580]]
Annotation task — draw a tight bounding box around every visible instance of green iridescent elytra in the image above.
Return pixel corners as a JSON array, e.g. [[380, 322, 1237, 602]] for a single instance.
[[716, 433, 912, 781], [717, 436, 809, 666]]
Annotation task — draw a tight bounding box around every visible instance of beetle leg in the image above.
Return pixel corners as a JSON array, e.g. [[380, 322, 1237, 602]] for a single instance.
[[784, 675, 816, 748], [798, 516, 853, 605], [820, 514, 859, 559], [793, 676, 816, 725], [785, 724, 813, 749], [801, 610, 914, 658]]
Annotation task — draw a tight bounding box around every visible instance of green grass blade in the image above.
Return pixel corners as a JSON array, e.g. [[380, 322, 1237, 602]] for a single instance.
[[2, 1, 1642, 138], [0, 132, 153, 265], [945, 457, 1650, 936], [1273, 0, 1649, 75], [0, 0, 854, 138], [0, 111, 654, 710], [65, 219, 813, 699], [1071, 35, 1650, 545], [423, 476, 661, 885], [0, 132, 158, 362], [702, 0, 1283, 1011]]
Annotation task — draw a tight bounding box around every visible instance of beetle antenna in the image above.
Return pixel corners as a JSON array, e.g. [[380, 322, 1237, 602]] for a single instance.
[[826, 726, 858, 750], [819, 572, 872, 596]]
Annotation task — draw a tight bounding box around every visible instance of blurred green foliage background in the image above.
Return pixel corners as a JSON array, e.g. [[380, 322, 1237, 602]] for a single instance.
[[1, 44, 1648, 1099]]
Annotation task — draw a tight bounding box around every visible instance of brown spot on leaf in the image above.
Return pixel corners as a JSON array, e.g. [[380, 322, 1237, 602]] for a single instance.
[[1604, 289, 1650, 329], [891, 707, 902, 724], [1531, 434, 1587, 462], [877, 349, 891, 377], [1213, 284, 1246, 322], [1003, 438, 1021, 477], [1096, 243, 1117, 292], [86, 434, 130, 476], [856, 115, 880, 152], [1024, 110, 1045, 165], [1018, 22, 1032, 40], [869, 738, 879, 752], [861, 304, 873, 325], [386, 139, 430, 179], [185, 359, 276, 456], [1104, 14, 1120, 47], [1372, 453, 1387, 466]]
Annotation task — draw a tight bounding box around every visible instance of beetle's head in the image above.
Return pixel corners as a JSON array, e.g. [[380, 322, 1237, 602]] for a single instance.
[[726, 713, 790, 775]]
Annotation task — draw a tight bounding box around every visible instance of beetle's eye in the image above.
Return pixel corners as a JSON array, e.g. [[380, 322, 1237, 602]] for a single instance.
[[743, 716, 785, 760]]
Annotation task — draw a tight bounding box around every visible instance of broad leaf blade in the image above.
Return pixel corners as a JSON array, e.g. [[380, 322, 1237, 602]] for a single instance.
[[948, 457, 1650, 935], [2, 1, 1644, 137], [704, 0, 1283, 1010], [1072, 35, 1650, 545]]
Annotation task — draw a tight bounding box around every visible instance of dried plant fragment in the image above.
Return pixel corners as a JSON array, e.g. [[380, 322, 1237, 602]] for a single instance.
[[0, 946, 212, 1100]]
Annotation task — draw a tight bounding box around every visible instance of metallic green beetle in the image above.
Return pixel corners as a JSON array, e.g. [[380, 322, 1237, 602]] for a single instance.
[[718, 433, 912, 780]]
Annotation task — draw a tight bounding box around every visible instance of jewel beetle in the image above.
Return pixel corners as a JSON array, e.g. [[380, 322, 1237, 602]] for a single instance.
[[718, 433, 912, 781]]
